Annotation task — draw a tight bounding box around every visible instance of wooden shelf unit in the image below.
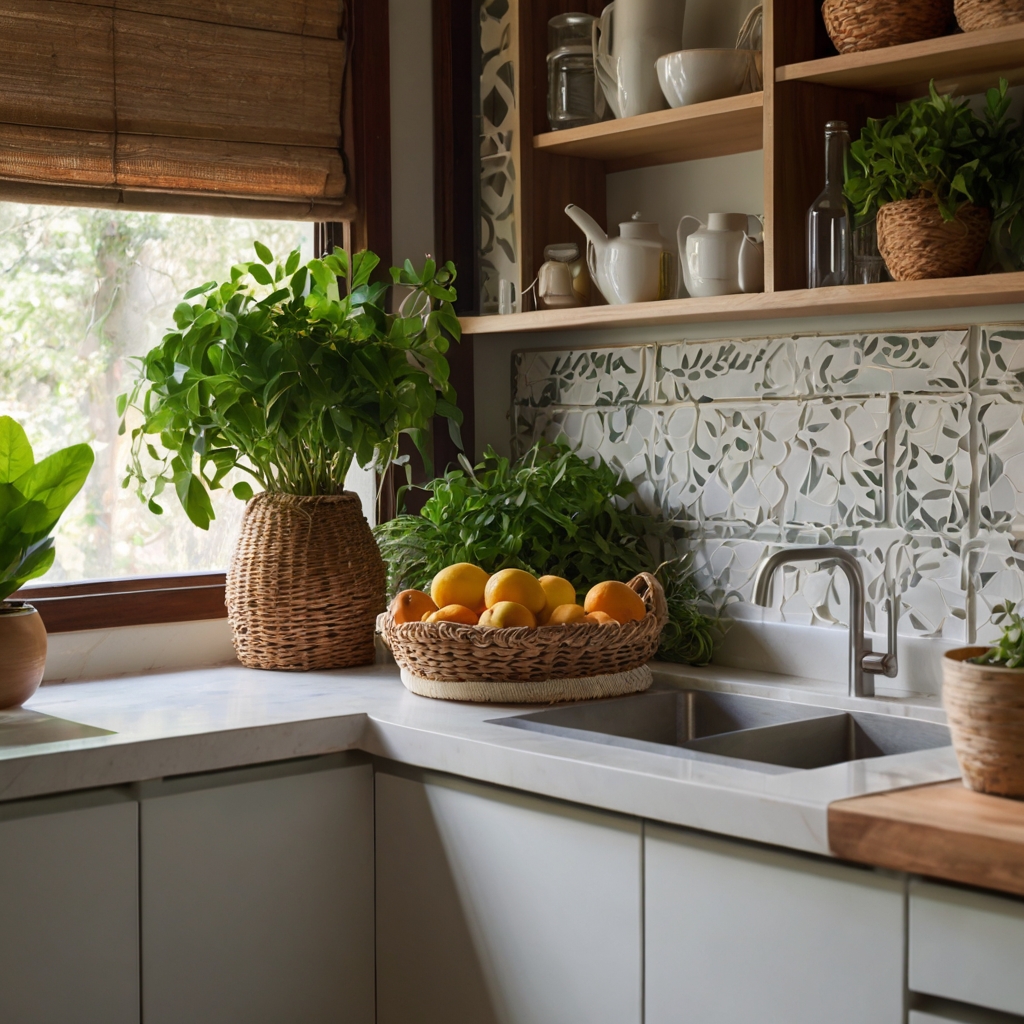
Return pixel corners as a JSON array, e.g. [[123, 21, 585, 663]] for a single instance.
[[500, 0, 1024, 335], [460, 271, 1024, 333], [533, 92, 764, 171]]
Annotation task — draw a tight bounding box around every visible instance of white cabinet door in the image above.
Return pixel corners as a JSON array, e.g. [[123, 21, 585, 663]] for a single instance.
[[140, 755, 374, 1024], [645, 823, 906, 1024], [910, 878, 1024, 1017], [0, 789, 139, 1024], [375, 768, 643, 1024]]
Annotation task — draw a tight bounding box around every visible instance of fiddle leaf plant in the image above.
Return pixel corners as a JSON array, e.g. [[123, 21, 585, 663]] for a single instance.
[[119, 245, 463, 529], [0, 416, 94, 604]]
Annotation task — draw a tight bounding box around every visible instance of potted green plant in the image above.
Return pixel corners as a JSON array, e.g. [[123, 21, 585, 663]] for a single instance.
[[0, 416, 94, 707], [120, 245, 463, 671], [943, 601, 1024, 798], [845, 79, 1024, 280]]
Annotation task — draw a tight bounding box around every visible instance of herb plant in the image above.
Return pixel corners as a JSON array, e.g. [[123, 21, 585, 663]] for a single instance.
[[845, 80, 1024, 265], [0, 416, 93, 604], [971, 601, 1024, 668], [374, 442, 715, 665], [119, 245, 462, 529]]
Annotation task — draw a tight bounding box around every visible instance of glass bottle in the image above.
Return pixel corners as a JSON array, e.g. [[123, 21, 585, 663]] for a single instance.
[[806, 120, 852, 288], [547, 13, 600, 132]]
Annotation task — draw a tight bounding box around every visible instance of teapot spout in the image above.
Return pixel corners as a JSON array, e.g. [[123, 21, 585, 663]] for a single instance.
[[565, 204, 609, 252]]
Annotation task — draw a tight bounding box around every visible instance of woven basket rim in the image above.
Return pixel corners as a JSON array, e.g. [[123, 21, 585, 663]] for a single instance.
[[250, 490, 362, 503], [944, 645, 1024, 674]]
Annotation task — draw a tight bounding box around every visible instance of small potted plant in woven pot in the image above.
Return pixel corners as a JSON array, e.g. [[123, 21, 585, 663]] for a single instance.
[[845, 80, 1024, 281], [943, 602, 1024, 798], [0, 415, 93, 707], [120, 245, 463, 671]]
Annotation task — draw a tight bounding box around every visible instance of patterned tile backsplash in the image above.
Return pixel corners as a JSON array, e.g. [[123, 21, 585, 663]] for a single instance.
[[512, 327, 1024, 648]]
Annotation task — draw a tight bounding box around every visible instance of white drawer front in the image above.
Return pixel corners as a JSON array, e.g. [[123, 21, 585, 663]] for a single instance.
[[910, 878, 1024, 1017]]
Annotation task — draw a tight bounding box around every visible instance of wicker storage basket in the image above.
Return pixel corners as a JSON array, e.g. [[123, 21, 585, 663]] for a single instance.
[[822, 0, 953, 52], [226, 492, 386, 671], [876, 198, 990, 281], [378, 572, 668, 702], [955, 0, 1024, 29], [943, 647, 1024, 798]]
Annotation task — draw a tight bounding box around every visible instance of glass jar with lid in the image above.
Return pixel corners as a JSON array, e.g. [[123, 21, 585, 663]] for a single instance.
[[547, 12, 602, 132]]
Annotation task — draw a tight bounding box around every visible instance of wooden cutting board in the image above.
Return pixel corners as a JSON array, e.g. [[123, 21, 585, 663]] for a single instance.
[[829, 780, 1024, 897]]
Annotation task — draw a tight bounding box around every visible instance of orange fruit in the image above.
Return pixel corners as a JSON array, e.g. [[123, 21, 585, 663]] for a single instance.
[[487, 600, 537, 628], [585, 610, 617, 625], [390, 589, 437, 624], [547, 603, 587, 625], [431, 563, 489, 612], [424, 603, 479, 625], [485, 568, 546, 615], [584, 581, 646, 623], [478, 608, 496, 627], [538, 575, 577, 623]]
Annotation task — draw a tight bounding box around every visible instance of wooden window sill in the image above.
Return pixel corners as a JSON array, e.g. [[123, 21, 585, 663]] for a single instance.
[[13, 574, 227, 634]]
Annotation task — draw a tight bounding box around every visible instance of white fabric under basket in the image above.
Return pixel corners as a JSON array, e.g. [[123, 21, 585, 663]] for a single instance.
[[399, 664, 653, 703]]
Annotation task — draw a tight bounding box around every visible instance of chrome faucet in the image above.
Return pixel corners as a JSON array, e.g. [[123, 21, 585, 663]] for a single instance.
[[752, 546, 898, 698]]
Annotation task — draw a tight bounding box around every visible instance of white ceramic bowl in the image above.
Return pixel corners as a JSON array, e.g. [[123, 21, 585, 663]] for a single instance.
[[656, 49, 759, 108]]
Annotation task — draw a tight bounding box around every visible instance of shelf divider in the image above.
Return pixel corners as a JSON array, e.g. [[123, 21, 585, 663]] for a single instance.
[[532, 92, 764, 172]]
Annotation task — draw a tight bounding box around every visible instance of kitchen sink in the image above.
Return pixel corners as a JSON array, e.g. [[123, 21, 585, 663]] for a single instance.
[[494, 690, 951, 774]]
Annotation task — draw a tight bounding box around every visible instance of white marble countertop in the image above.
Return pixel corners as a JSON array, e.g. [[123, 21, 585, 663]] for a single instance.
[[0, 661, 960, 856]]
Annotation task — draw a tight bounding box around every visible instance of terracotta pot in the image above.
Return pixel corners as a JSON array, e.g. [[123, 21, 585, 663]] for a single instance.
[[0, 602, 47, 708], [876, 198, 991, 281], [225, 492, 386, 671], [942, 647, 1024, 798]]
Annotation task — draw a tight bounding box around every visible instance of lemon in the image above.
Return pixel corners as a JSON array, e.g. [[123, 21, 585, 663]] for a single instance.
[[431, 563, 489, 612], [484, 568, 546, 615], [538, 575, 577, 622]]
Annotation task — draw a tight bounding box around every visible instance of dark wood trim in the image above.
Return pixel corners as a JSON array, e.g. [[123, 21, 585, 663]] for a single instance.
[[13, 574, 227, 634]]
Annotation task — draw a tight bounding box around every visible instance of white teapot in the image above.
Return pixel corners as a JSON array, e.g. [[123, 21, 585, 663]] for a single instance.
[[565, 205, 674, 305], [677, 212, 764, 298]]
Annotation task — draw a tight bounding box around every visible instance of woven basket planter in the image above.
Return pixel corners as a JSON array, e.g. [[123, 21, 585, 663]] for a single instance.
[[822, 0, 953, 52], [955, 0, 1024, 29], [943, 647, 1024, 798], [378, 572, 668, 702], [876, 198, 991, 281], [226, 492, 386, 671]]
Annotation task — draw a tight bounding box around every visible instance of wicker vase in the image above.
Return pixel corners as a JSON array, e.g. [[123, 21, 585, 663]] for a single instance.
[[943, 647, 1024, 798], [876, 198, 991, 281], [0, 602, 46, 708], [822, 0, 953, 52], [226, 492, 386, 671], [955, 0, 1024, 29]]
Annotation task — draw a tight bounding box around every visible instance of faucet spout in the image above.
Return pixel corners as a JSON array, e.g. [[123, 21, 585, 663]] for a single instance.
[[752, 546, 898, 699]]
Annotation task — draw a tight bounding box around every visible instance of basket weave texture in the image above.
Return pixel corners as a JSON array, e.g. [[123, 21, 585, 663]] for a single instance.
[[876, 198, 990, 281], [378, 572, 668, 685], [943, 647, 1024, 798], [822, 0, 953, 52], [955, 0, 1024, 29], [226, 492, 386, 671]]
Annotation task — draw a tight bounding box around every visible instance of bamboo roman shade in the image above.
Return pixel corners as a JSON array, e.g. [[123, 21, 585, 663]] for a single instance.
[[0, 0, 351, 219]]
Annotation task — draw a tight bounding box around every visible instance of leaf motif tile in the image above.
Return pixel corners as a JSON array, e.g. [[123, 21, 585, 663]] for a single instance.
[[976, 392, 1024, 532], [655, 338, 786, 402], [651, 398, 887, 528], [514, 346, 654, 408], [978, 325, 1024, 392], [967, 533, 1024, 644], [894, 396, 971, 535]]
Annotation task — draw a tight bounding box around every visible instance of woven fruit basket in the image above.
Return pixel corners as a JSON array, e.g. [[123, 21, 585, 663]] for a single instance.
[[377, 572, 668, 703]]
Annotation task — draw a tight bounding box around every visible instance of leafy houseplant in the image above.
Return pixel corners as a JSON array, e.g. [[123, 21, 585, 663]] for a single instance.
[[374, 442, 715, 666], [120, 244, 463, 671], [942, 600, 1024, 798], [844, 80, 1024, 279], [0, 415, 94, 707]]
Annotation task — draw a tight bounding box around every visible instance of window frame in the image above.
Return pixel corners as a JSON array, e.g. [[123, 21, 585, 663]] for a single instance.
[[5, 0, 393, 634]]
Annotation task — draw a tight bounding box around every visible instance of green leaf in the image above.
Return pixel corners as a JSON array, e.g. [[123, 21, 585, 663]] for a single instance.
[[232, 480, 254, 501], [253, 241, 274, 264], [0, 416, 34, 484], [249, 263, 274, 286], [12, 443, 94, 536]]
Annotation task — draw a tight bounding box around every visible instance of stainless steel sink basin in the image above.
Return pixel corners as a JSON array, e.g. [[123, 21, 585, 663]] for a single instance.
[[495, 690, 951, 774]]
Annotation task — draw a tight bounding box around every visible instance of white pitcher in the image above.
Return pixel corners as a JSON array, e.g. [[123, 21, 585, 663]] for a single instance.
[[677, 213, 764, 298], [593, 0, 686, 119]]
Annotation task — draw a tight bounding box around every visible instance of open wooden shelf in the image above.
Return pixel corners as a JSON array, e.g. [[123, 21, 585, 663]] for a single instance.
[[459, 272, 1024, 335], [777, 23, 1024, 98], [532, 92, 764, 172]]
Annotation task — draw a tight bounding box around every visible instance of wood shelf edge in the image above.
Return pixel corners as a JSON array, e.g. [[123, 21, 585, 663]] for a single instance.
[[459, 272, 1024, 335], [776, 24, 1024, 89]]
